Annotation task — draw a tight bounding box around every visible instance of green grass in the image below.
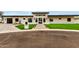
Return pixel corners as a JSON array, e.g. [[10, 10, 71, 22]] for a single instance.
[[16, 24, 36, 30], [45, 24, 79, 30], [29, 24, 36, 29], [16, 24, 24, 30]]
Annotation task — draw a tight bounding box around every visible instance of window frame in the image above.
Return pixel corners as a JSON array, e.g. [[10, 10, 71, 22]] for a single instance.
[[28, 18, 32, 22]]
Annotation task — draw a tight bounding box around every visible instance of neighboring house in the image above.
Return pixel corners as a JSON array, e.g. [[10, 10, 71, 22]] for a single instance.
[[1, 11, 79, 24]]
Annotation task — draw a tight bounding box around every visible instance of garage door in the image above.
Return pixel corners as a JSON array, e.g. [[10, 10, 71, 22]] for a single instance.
[[7, 18, 13, 24]]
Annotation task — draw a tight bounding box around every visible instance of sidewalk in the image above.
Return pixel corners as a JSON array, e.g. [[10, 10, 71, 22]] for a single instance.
[[33, 24, 48, 29]]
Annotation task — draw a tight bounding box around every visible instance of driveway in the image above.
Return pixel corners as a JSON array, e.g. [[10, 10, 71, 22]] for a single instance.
[[0, 24, 20, 32], [0, 30, 79, 48]]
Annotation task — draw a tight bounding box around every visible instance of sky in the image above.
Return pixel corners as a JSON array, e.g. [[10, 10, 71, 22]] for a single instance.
[[0, 0, 79, 11]]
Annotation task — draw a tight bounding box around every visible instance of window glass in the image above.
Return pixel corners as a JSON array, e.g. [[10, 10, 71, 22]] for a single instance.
[[15, 18, 19, 22], [28, 18, 32, 22], [67, 18, 71, 22], [59, 18, 61, 20], [50, 19, 53, 22], [35, 18, 38, 22], [23, 18, 25, 20], [43, 18, 46, 22]]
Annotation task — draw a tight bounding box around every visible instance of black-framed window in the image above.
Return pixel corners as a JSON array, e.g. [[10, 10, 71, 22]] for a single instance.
[[28, 18, 32, 22], [59, 18, 61, 20], [25, 22, 28, 25], [43, 18, 46, 22], [39, 18, 42, 21], [35, 18, 38, 22], [23, 18, 25, 20], [67, 18, 71, 22], [50, 19, 53, 22], [15, 18, 19, 22]]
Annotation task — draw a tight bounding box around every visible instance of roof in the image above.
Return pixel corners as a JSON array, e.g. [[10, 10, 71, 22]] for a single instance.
[[32, 12, 49, 14], [2, 11, 79, 16], [3, 11, 32, 16], [49, 11, 79, 16]]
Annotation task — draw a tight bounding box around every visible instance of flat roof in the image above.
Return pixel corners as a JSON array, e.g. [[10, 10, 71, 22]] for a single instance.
[[2, 11, 79, 16], [3, 11, 32, 16], [32, 12, 49, 14]]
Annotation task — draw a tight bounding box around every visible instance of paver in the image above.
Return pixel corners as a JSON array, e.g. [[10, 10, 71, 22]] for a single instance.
[[33, 24, 48, 29], [0, 24, 20, 32]]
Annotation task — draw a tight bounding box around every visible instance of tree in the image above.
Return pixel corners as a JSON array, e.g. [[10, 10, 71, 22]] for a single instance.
[[0, 11, 3, 16]]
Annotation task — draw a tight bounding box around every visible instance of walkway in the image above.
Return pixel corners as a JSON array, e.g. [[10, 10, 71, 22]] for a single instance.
[[33, 24, 48, 29], [0, 24, 20, 32]]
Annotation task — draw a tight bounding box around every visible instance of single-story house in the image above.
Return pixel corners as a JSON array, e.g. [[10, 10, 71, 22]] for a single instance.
[[1, 11, 79, 24]]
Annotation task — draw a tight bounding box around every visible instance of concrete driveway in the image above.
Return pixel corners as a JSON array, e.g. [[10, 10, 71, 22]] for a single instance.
[[0, 24, 20, 32]]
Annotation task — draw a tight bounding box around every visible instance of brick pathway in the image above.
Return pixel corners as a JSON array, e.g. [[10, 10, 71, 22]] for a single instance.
[[0, 24, 20, 32]]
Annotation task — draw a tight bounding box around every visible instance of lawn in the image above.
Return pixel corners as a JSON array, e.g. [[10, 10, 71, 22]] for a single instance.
[[45, 24, 79, 30], [16, 24, 36, 30], [16, 24, 24, 30], [29, 24, 36, 29]]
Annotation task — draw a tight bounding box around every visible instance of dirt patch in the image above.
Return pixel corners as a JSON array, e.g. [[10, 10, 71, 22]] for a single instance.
[[0, 30, 79, 48]]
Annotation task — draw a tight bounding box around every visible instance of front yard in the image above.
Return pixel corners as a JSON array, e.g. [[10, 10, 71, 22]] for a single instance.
[[16, 24, 36, 30], [45, 24, 79, 30]]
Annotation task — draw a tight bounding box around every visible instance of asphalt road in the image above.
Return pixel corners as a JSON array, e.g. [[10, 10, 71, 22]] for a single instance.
[[0, 30, 79, 48]]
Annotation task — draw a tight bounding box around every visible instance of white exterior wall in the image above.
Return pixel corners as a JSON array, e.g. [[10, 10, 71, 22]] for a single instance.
[[48, 16, 79, 24], [3, 17, 29, 24], [13, 18, 15, 23], [3, 17, 8, 23], [73, 16, 79, 23], [2, 16, 79, 24], [3, 17, 16, 24]]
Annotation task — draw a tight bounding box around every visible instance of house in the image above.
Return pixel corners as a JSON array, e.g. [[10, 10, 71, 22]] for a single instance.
[[1, 11, 79, 24]]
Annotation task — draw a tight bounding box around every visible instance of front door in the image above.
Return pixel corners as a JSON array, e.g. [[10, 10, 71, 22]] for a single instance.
[[38, 18, 42, 24]]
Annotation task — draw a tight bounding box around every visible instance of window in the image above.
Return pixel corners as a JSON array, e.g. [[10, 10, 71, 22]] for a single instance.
[[67, 18, 71, 22], [23, 18, 25, 20], [50, 19, 53, 22], [28, 18, 32, 22], [35, 18, 38, 22], [39, 18, 42, 21], [43, 18, 46, 22], [7, 18, 12, 23], [25, 22, 28, 25], [15, 18, 19, 22], [59, 18, 61, 20]]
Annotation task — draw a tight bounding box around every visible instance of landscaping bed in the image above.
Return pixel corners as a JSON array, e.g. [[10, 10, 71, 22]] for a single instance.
[[29, 24, 36, 29], [16, 24, 36, 30], [45, 24, 79, 30]]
